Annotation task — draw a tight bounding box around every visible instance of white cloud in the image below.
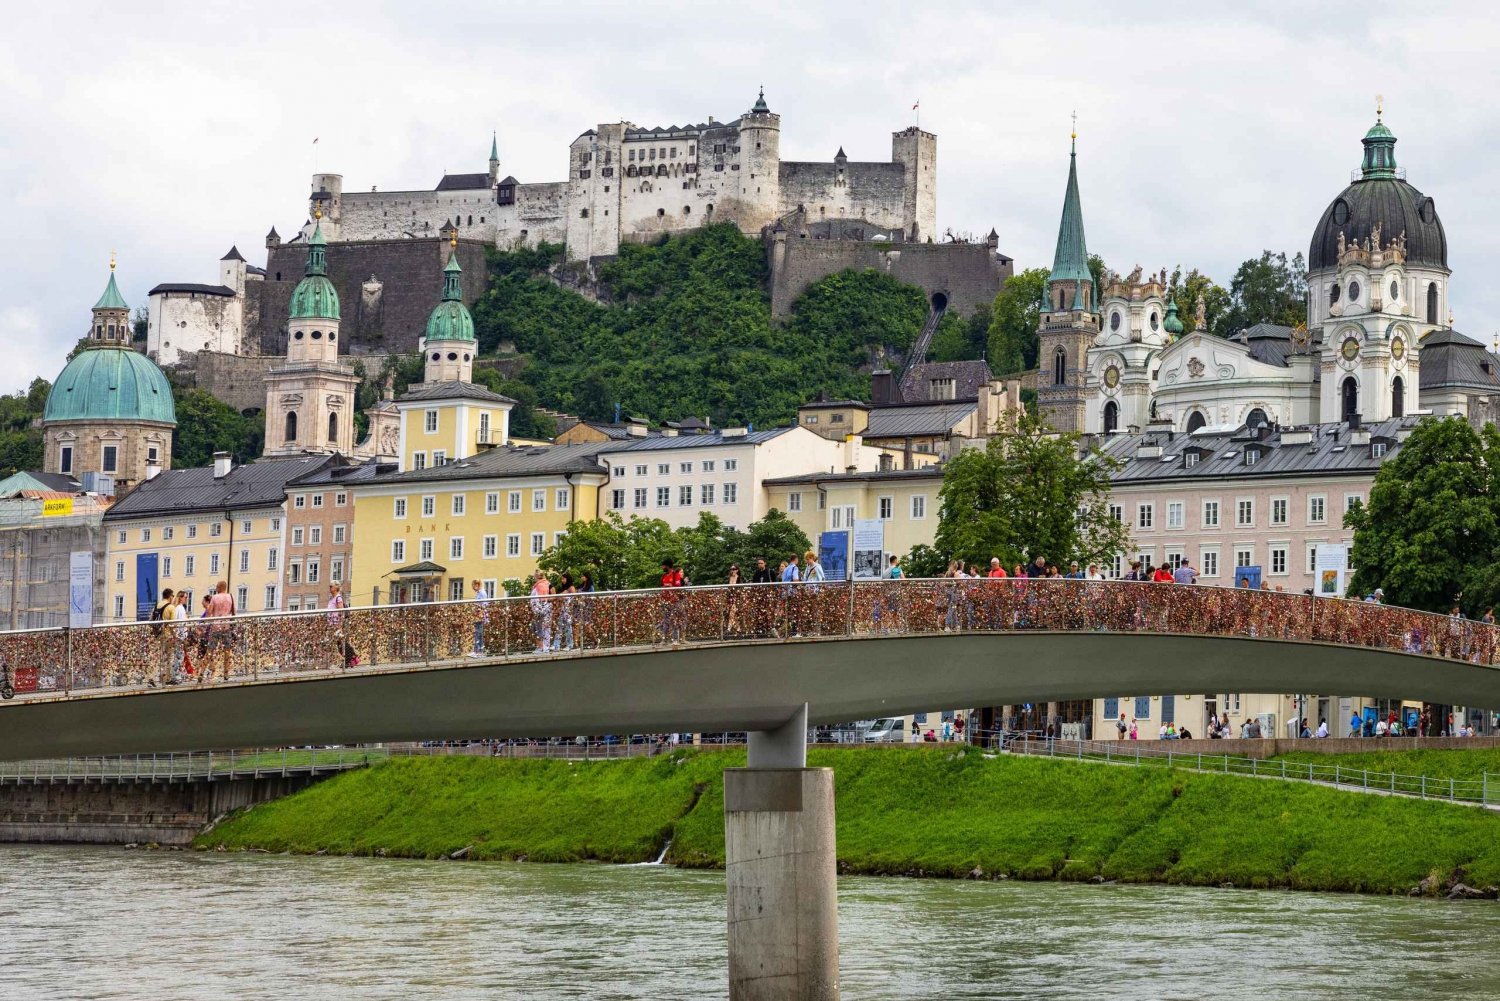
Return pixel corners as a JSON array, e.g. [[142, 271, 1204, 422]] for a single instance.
[[5, 0, 1499, 394]]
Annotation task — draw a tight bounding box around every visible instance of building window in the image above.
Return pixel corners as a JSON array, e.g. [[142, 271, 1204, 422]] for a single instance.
[[102, 446, 118, 473], [394, 497, 408, 519], [164, 556, 174, 577], [1166, 501, 1184, 529], [702, 460, 715, 473], [1345, 493, 1362, 513], [1236, 499, 1254, 527], [911, 495, 926, 520], [264, 585, 277, 611], [657, 487, 670, 507], [116, 530, 126, 545], [1202, 500, 1220, 528], [433, 450, 447, 467], [292, 527, 305, 546], [59, 446, 72, 473], [284, 412, 298, 444], [724, 459, 738, 471], [163, 527, 174, 541], [450, 538, 464, 560], [530, 532, 544, 556], [185, 555, 196, 576], [290, 562, 303, 584], [1053, 347, 1067, 386], [556, 487, 570, 510], [113, 595, 124, 619], [335, 493, 347, 506], [309, 527, 321, 545], [422, 496, 436, 517], [611, 489, 625, 510], [311, 494, 324, 508], [679, 485, 693, 506], [1270, 547, 1288, 575], [1137, 503, 1154, 530], [483, 535, 498, 558], [186, 524, 198, 539], [1271, 498, 1288, 525], [508, 491, 521, 513], [1308, 495, 1326, 525], [210, 553, 220, 574], [1108, 504, 1123, 522], [723, 482, 738, 505], [657, 463, 669, 476], [506, 534, 520, 557], [333, 525, 346, 544], [634, 464, 647, 476], [141, 528, 151, 543], [1245, 449, 1259, 467], [424, 410, 439, 433], [420, 539, 434, 562], [238, 550, 249, 573], [1201, 550, 1219, 578], [241, 520, 252, 534], [1373, 441, 1388, 458], [392, 540, 406, 563], [634, 488, 647, 508], [330, 558, 344, 583], [294, 494, 306, 509], [532, 489, 546, 512], [485, 492, 500, 514], [413, 453, 427, 471], [680, 462, 693, 474], [452, 495, 466, 516], [701, 484, 714, 505], [237, 586, 249, 610], [114, 561, 124, 582], [449, 579, 465, 601], [1135, 696, 1151, 720], [1235, 547, 1254, 569], [788, 492, 802, 512], [878, 496, 893, 520], [268, 548, 279, 571]]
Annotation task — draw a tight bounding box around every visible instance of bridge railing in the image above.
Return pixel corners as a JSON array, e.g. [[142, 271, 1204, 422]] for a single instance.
[[0, 580, 1496, 701]]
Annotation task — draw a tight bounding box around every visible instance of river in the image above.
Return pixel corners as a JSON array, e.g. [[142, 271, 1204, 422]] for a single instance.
[[2, 845, 1497, 999]]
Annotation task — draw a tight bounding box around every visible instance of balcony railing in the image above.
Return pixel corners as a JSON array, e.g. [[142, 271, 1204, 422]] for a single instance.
[[0, 580, 1495, 702]]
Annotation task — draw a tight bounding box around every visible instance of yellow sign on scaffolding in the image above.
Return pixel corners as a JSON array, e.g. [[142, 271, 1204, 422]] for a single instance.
[[42, 498, 74, 517]]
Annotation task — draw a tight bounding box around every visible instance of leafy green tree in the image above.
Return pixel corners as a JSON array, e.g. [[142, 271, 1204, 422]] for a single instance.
[[935, 411, 1131, 568], [1215, 251, 1308, 335], [929, 304, 992, 363], [1087, 254, 1109, 298], [900, 543, 949, 578], [537, 511, 679, 590], [729, 509, 812, 573], [131, 306, 149, 342], [1164, 266, 1231, 336], [987, 267, 1048, 376], [1345, 417, 1500, 613], [171, 389, 264, 468]]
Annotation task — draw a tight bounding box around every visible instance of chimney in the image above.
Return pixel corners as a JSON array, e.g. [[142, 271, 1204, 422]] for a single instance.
[[145, 464, 162, 481], [626, 423, 648, 437], [871, 370, 897, 406], [1347, 412, 1362, 431], [842, 433, 863, 472], [213, 452, 233, 479]]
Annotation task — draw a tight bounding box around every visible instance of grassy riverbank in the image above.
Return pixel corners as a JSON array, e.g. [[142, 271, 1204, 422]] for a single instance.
[[1271, 747, 1500, 784], [198, 747, 1500, 895]]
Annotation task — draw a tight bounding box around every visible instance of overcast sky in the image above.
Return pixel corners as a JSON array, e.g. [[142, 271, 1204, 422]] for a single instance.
[[4, 1, 1498, 394]]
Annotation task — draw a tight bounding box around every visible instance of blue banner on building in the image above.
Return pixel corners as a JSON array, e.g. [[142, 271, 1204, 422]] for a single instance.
[[818, 531, 849, 582], [135, 553, 158, 621]]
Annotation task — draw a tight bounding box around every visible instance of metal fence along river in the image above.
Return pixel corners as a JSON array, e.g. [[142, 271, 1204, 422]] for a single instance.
[[0, 580, 1495, 702]]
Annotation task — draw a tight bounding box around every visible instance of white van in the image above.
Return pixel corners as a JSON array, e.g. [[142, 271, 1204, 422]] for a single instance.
[[863, 717, 906, 742]]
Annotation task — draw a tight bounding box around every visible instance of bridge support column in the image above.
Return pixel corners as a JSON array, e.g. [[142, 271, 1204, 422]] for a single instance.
[[725, 703, 839, 1000]]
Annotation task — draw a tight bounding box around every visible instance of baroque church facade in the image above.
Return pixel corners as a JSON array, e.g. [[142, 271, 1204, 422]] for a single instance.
[[1039, 111, 1478, 437]]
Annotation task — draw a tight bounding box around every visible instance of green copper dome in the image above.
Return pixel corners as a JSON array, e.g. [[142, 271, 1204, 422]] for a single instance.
[[93, 271, 128, 311], [424, 248, 475, 342], [1163, 299, 1184, 335], [43, 345, 177, 425], [289, 218, 340, 320]]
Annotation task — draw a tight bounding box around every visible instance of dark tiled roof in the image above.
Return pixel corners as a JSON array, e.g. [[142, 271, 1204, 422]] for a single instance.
[[221, 246, 245, 262], [801, 395, 869, 410], [1099, 417, 1420, 486], [434, 173, 490, 191], [398, 381, 515, 404], [865, 402, 977, 438], [1309, 177, 1446, 271], [763, 467, 944, 486], [367, 442, 611, 486], [600, 429, 793, 453], [498, 175, 519, 186], [625, 123, 715, 137], [147, 283, 235, 297], [576, 422, 662, 440], [391, 561, 446, 575], [1418, 328, 1500, 392], [105, 455, 336, 520], [1230, 323, 1298, 367], [287, 456, 385, 487], [901, 360, 994, 402]]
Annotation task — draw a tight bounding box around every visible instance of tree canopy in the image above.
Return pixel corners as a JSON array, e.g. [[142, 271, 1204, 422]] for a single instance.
[[1216, 250, 1308, 335], [986, 267, 1048, 376], [1345, 416, 1500, 614], [934, 412, 1132, 570], [171, 389, 264, 468]]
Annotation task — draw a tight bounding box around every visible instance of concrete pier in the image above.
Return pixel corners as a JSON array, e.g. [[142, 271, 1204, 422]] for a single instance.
[[724, 705, 839, 1001]]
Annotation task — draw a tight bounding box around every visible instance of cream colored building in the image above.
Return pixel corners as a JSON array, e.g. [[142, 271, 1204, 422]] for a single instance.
[[598, 426, 879, 532], [763, 468, 943, 564], [101, 454, 334, 621]]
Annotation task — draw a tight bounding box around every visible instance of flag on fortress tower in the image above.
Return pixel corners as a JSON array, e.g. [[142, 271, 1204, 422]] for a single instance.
[[912, 101, 919, 110], [313, 137, 319, 144]]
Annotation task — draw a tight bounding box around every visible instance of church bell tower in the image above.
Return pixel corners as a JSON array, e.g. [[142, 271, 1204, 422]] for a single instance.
[[1037, 122, 1099, 433]]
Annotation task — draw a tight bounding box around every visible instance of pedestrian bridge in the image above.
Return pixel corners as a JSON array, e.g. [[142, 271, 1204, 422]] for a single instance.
[[1, 581, 1496, 760]]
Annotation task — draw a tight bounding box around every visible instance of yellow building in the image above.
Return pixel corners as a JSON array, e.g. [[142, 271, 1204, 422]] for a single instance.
[[101, 453, 335, 621], [349, 443, 609, 603], [762, 467, 944, 567]]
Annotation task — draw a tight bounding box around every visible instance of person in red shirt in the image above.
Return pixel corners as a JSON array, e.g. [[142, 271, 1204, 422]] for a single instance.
[[660, 558, 686, 644], [1150, 564, 1175, 583], [986, 558, 1007, 579]]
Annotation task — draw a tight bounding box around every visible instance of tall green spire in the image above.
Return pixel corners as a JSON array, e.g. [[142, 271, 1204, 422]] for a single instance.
[[425, 238, 475, 342], [441, 245, 463, 302], [1360, 103, 1398, 179], [305, 215, 328, 276], [93, 269, 128, 311], [490, 132, 499, 162], [288, 212, 340, 319], [1048, 128, 1092, 291]]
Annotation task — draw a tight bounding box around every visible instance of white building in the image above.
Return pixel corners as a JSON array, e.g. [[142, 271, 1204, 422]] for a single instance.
[[146, 246, 263, 366], [597, 426, 878, 531]]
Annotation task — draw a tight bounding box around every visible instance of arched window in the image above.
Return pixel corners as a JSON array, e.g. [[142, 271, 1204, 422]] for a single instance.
[[1342, 377, 1358, 421], [328, 412, 339, 443], [1428, 282, 1439, 325], [1103, 401, 1118, 434], [284, 411, 298, 444], [1392, 376, 1405, 418], [1246, 407, 1268, 429], [1053, 347, 1067, 386], [1056, 288, 1066, 310], [1186, 411, 1206, 434]]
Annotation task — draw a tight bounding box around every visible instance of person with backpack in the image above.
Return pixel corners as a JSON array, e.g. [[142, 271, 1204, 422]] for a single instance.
[[147, 588, 174, 687]]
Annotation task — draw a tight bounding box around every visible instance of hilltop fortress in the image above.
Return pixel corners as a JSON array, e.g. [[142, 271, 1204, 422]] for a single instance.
[[308, 89, 936, 260]]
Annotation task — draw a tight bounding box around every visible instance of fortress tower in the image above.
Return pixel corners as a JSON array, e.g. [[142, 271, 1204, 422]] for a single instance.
[[891, 126, 937, 242], [738, 88, 782, 232]]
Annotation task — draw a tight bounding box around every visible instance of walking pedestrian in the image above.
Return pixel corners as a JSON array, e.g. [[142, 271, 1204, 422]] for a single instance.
[[468, 579, 490, 657]]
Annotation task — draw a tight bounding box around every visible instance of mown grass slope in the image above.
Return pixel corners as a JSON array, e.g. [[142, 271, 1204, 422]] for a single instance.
[[200, 747, 1500, 894], [1272, 747, 1500, 784]]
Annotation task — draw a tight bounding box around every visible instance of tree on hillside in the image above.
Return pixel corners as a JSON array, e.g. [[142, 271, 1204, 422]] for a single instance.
[[1215, 251, 1308, 335], [935, 411, 1131, 569], [131, 306, 149, 342], [929, 303, 992, 363], [1345, 417, 1500, 613], [1165, 266, 1231, 335], [986, 267, 1048, 376], [172, 389, 264, 468], [0, 379, 51, 473]]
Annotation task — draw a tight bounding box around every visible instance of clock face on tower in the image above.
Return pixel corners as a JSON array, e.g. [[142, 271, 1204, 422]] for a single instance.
[[1104, 365, 1120, 388], [1341, 337, 1360, 362], [1391, 337, 1406, 361]]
